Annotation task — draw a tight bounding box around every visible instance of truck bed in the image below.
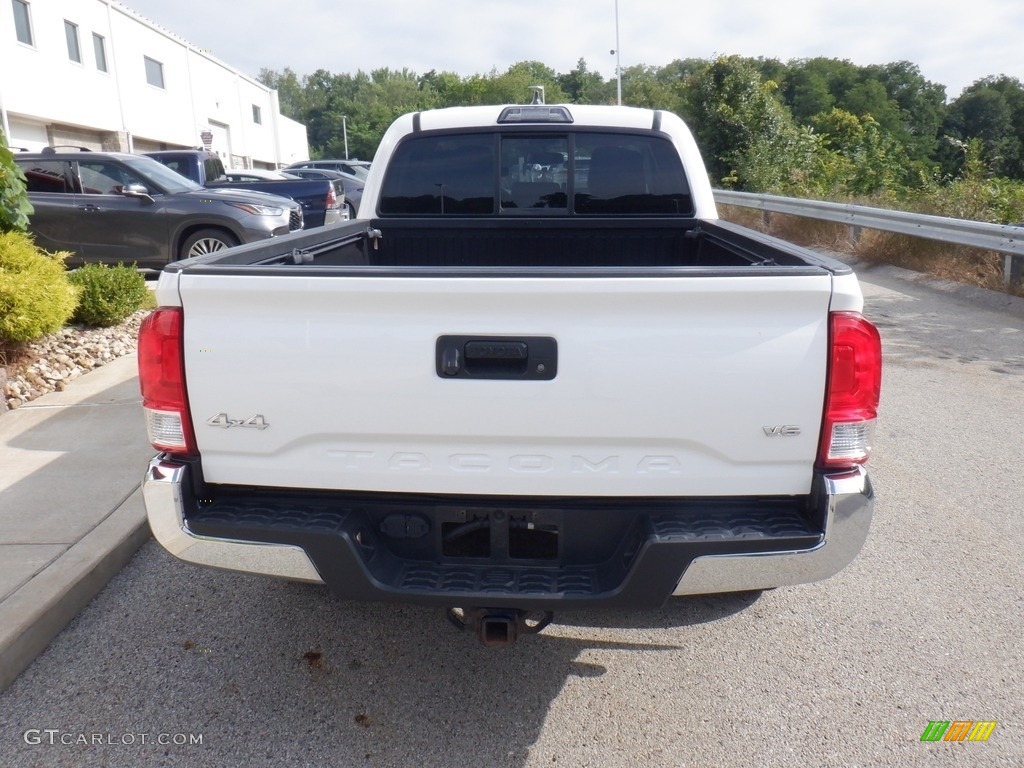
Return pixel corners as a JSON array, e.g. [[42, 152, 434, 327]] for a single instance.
[[173, 217, 844, 273]]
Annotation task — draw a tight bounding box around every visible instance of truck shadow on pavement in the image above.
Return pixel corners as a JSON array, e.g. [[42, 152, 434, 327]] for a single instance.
[[1, 542, 762, 767], [205, 577, 759, 766]]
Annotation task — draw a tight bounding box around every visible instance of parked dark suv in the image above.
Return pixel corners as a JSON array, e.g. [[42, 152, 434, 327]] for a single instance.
[[15, 149, 304, 267]]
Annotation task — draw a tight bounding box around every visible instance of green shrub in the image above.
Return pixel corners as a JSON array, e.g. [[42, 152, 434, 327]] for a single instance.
[[0, 231, 79, 345], [68, 263, 149, 327], [0, 127, 33, 233]]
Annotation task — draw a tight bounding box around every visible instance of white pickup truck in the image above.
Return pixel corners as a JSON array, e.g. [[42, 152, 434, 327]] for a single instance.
[[140, 103, 881, 646]]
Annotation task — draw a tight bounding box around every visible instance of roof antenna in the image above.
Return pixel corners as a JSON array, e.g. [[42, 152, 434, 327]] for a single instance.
[[529, 86, 545, 105]]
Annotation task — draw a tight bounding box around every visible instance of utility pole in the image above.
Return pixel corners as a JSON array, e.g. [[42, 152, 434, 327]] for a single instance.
[[612, 0, 622, 105], [342, 115, 349, 159]]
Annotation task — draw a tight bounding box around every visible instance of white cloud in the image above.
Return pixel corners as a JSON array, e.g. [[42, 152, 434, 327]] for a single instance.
[[119, 0, 1024, 99]]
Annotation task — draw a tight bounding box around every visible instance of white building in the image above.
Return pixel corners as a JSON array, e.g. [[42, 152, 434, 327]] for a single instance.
[[0, 0, 309, 168]]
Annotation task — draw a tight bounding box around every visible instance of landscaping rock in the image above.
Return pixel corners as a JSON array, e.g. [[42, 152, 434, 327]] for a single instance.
[[1, 310, 148, 411]]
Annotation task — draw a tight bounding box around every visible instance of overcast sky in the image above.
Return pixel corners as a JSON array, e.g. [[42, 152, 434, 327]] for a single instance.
[[119, 0, 1023, 101]]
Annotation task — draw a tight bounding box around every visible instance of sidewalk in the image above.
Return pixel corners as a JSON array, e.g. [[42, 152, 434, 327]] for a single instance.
[[0, 354, 153, 692]]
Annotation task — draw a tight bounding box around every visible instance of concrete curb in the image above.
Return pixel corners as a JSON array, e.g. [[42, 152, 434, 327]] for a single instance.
[[0, 353, 153, 693], [0, 489, 150, 692]]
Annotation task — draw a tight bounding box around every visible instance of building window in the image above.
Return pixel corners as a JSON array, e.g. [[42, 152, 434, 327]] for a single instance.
[[252, 105, 262, 124], [93, 33, 107, 72], [12, 0, 33, 46], [64, 20, 81, 63], [144, 56, 164, 88]]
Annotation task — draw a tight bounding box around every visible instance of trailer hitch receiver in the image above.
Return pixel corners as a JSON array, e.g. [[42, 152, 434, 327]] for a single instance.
[[447, 607, 554, 647]]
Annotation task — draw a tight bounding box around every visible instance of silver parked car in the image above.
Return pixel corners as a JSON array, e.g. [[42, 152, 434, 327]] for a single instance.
[[285, 158, 370, 181]]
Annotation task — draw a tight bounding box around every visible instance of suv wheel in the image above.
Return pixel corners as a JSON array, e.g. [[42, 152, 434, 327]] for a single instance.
[[181, 228, 239, 259]]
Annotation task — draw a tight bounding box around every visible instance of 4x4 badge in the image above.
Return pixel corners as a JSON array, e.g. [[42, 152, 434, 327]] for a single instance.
[[206, 413, 269, 430]]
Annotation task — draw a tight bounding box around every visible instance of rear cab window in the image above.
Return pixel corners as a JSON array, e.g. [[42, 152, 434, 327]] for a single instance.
[[378, 131, 693, 216], [204, 156, 226, 182]]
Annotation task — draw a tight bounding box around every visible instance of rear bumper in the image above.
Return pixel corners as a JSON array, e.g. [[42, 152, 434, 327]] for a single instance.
[[143, 457, 873, 606], [323, 208, 345, 226], [671, 468, 872, 595], [142, 459, 323, 584]]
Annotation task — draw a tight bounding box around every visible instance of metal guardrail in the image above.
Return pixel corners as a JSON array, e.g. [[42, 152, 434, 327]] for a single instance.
[[713, 190, 1024, 288]]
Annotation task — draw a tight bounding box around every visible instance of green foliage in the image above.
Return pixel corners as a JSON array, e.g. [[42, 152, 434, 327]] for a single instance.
[[809, 109, 917, 195], [0, 127, 33, 233], [67, 263, 149, 327], [779, 58, 945, 167], [258, 66, 307, 119], [260, 54, 1024, 217], [913, 139, 1024, 223], [619, 64, 677, 110], [261, 61, 572, 162], [779, 58, 860, 123], [557, 59, 609, 104], [862, 61, 947, 162], [681, 55, 815, 192], [941, 78, 1024, 180], [0, 231, 79, 345]]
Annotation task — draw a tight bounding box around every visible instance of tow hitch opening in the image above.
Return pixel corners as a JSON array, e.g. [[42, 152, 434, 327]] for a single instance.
[[447, 607, 554, 647]]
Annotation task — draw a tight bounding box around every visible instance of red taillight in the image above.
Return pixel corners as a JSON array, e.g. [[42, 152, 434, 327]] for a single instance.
[[138, 307, 196, 455], [817, 311, 882, 470], [325, 184, 338, 209]]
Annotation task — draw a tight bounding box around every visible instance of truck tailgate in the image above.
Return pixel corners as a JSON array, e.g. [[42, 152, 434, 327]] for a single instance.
[[177, 272, 832, 496]]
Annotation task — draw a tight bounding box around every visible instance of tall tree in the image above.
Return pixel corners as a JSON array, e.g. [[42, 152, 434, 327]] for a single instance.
[[620, 64, 678, 110], [780, 58, 861, 123], [681, 55, 814, 191], [556, 59, 609, 104], [942, 82, 1024, 179], [861, 61, 946, 162], [418, 70, 465, 108], [811, 108, 913, 194], [257, 67, 306, 120], [480, 61, 569, 105]]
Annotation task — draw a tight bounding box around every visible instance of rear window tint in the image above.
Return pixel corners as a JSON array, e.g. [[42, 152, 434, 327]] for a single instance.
[[573, 133, 692, 215], [379, 131, 692, 216], [380, 134, 495, 215], [19, 160, 76, 193]]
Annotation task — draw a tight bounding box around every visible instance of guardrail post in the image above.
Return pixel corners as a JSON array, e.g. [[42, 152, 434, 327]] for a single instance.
[[850, 225, 862, 245], [1006, 254, 1023, 288]]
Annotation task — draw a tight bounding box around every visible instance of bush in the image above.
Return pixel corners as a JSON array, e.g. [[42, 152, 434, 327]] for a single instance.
[[0, 127, 33, 233], [67, 263, 149, 327], [0, 231, 79, 345]]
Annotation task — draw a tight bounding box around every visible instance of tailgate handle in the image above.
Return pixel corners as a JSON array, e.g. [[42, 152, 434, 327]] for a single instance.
[[465, 341, 528, 361], [436, 336, 557, 380]]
